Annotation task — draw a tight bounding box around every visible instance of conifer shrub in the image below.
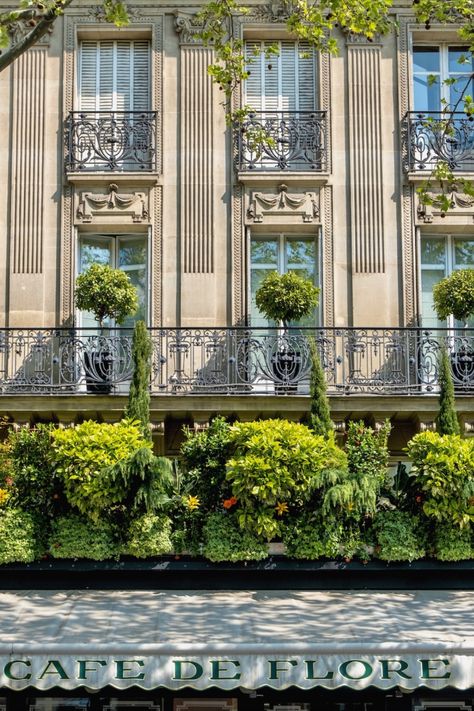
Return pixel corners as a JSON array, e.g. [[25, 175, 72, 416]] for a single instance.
[[308, 337, 332, 437], [436, 346, 460, 435], [124, 320, 152, 440]]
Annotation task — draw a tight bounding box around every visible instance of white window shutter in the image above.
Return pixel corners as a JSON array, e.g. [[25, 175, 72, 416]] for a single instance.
[[132, 41, 151, 110], [244, 42, 263, 110], [98, 41, 114, 111], [79, 40, 150, 111], [79, 41, 98, 111], [244, 41, 316, 112], [297, 42, 316, 111]]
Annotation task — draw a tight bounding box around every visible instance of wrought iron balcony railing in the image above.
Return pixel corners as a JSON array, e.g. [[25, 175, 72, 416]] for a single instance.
[[235, 111, 328, 171], [0, 327, 473, 395], [65, 111, 157, 172], [404, 111, 474, 172]]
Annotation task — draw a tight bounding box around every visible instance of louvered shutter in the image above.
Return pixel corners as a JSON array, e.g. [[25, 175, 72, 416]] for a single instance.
[[132, 41, 150, 110], [244, 42, 263, 110], [79, 40, 150, 111], [244, 41, 316, 112], [297, 42, 315, 111]]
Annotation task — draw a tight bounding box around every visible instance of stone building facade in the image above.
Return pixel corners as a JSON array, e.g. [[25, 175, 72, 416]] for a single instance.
[[0, 0, 473, 451]]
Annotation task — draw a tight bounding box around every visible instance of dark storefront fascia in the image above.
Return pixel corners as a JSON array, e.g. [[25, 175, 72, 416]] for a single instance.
[[0, 589, 472, 711]]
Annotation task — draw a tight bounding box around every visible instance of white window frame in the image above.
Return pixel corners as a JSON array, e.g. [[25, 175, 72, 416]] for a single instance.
[[249, 231, 321, 326], [76, 232, 150, 328], [412, 43, 473, 110], [420, 233, 474, 327]]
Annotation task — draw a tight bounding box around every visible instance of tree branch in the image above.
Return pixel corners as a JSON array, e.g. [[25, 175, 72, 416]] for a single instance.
[[0, 0, 73, 73]]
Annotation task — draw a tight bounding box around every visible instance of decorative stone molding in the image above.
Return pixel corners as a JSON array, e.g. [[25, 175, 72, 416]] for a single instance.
[[76, 184, 148, 224], [464, 421, 474, 436], [247, 184, 319, 224], [88, 5, 141, 22], [8, 21, 52, 47], [252, 1, 293, 22], [418, 420, 436, 433], [345, 32, 382, 46], [417, 190, 474, 224], [174, 12, 204, 45]]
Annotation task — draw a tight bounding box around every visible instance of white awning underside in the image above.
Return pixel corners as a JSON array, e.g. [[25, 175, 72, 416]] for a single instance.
[[0, 589, 472, 691]]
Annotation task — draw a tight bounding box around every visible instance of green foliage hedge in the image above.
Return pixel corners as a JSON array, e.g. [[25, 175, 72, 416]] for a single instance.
[[0, 419, 471, 564], [203, 513, 268, 562], [49, 515, 119, 560], [0, 509, 38, 563], [52, 420, 150, 520]]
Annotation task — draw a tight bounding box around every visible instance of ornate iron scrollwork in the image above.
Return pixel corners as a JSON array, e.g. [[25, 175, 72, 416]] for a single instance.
[[235, 111, 327, 171], [404, 111, 474, 172], [65, 111, 157, 172]]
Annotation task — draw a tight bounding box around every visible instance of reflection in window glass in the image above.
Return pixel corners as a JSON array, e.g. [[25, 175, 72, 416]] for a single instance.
[[79, 234, 147, 328], [421, 235, 474, 328], [250, 234, 319, 327]]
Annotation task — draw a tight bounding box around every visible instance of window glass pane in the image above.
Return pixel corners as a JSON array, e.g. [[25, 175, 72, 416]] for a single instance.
[[251, 239, 278, 265], [449, 75, 474, 105], [413, 47, 440, 73], [448, 47, 472, 73], [80, 238, 111, 270], [454, 239, 474, 266], [119, 241, 147, 268], [421, 238, 445, 265], [414, 76, 440, 112], [250, 266, 276, 326], [286, 239, 316, 267], [421, 268, 445, 328]]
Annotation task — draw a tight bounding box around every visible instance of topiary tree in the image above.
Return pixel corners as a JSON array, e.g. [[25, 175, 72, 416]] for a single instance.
[[308, 337, 332, 437], [432, 269, 474, 326], [255, 271, 319, 328], [125, 320, 152, 440], [436, 346, 460, 435], [74, 263, 138, 328]]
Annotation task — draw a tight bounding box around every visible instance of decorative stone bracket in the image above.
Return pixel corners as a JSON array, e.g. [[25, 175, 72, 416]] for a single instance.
[[247, 184, 319, 224], [417, 190, 474, 224], [76, 184, 148, 224]]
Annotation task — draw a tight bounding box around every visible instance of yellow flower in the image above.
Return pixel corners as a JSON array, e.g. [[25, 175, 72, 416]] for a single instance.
[[0, 489, 9, 507], [184, 495, 200, 511], [275, 501, 288, 516]]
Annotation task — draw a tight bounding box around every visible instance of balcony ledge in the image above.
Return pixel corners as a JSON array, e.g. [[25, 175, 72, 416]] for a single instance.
[[66, 171, 161, 187], [238, 171, 330, 186]]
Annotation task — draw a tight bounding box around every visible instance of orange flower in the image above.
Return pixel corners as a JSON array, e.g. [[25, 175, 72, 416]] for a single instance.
[[223, 496, 238, 509], [275, 502, 288, 516]]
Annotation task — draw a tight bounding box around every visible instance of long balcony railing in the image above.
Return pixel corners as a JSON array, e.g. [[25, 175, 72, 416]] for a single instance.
[[235, 111, 328, 171], [0, 327, 473, 395], [404, 111, 474, 172], [65, 111, 157, 172]]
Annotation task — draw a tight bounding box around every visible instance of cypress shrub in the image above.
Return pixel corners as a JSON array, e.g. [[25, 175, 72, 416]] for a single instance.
[[125, 320, 152, 440], [436, 346, 460, 435], [308, 337, 332, 437]]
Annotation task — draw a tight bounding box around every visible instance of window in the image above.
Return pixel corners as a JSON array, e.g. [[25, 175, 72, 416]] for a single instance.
[[244, 40, 316, 111], [250, 234, 319, 326], [68, 40, 154, 171], [79, 40, 150, 112], [238, 42, 324, 170], [413, 45, 474, 112], [79, 234, 148, 328], [420, 235, 474, 327]]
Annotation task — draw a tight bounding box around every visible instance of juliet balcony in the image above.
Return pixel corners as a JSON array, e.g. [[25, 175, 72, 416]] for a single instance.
[[235, 110, 328, 171], [0, 326, 473, 396], [404, 111, 474, 172], [65, 111, 158, 172]]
